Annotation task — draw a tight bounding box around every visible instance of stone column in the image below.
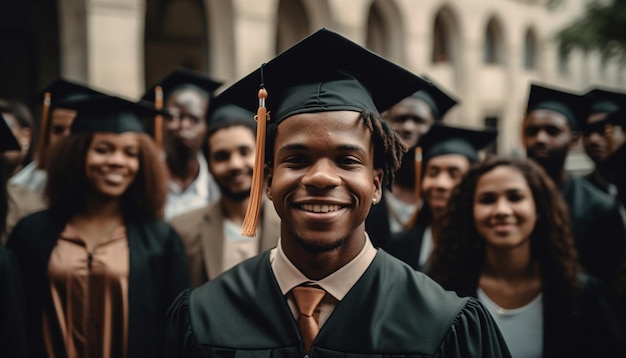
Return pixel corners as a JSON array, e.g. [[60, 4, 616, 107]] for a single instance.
[[85, 0, 145, 98]]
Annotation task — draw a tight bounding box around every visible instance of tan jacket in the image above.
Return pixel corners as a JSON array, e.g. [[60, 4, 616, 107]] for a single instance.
[[170, 199, 280, 287]]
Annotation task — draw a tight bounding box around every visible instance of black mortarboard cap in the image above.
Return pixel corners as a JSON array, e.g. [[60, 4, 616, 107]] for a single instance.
[[141, 67, 223, 102], [418, 123, 498, 163], [408, 76, 459, 120], [584, 88, 625, 115], [62, 95, 167, 134], [38, 77, 109, 109], [217, 28, 429, 124], [0, 114, 20, 151], [207, 100, 256, 133], [220, 28, 429, 237], [526, 83, 590, 131]]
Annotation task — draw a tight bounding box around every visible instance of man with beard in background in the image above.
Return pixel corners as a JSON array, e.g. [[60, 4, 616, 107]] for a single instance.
[[143, 68, 223, 220], [521, 83, 626, 294], [170, 100, 280, 287]]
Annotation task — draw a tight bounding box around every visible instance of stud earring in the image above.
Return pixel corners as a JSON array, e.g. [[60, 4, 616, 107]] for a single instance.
[[372, 198, 377, 205]]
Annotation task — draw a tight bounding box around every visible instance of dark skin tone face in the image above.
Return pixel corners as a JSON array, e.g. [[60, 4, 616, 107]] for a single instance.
[[385, 97, 435, 149], [207, 125, 255, 201], [522, 109, 578, 184], [422, 154, 470, 220], [49, 108, 76, 147], [583, 112, 626, 165], [266, 111, 383, 280], [164, 88, 208, 157]]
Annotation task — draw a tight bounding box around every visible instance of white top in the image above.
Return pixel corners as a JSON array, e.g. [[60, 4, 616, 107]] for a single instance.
[[164, 153, 221, 220], [270, 234, 377, 327], [222, 219, 260, 272], [9, 161, 47, 194], [477, 287, 543, 358], [385, 190, 417, 233], [418, 225, 434, 268]]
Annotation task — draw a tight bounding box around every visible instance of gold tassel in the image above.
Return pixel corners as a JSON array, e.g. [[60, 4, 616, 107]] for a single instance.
[[36, 92, 52, 169], [605, 123, 614, 154], [241, 86, 269, 237], [406, 146, 422, 228], [154, 85, 164, 149]]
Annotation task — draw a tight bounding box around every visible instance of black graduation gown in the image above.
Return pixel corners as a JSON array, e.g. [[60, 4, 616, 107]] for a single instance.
[[0, 247, 28, 358], [365, 191, 423, 250], [386, 206, 433, 271], [561, 176, 626, 287], [163, 249, 512, 357], [7, 209, 190, 358], [364, 192, 392, 249], [583, 169, 614, 195]]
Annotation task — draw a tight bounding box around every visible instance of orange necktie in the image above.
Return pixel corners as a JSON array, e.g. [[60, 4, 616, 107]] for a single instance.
[[292, 286, 326, 354]]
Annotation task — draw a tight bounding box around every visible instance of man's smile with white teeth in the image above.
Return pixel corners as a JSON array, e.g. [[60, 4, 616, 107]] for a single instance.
[[300, 204, 342, 213]]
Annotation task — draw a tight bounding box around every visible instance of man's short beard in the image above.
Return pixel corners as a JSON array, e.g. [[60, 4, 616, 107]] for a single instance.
[[220, 187, 251, 202], [527, 148, 568, 182], [295, 236, 345, 254]]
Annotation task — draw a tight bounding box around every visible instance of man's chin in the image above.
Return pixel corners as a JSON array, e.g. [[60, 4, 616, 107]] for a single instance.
[[221, 189, 251, 202], [295, 236, 345, 254]]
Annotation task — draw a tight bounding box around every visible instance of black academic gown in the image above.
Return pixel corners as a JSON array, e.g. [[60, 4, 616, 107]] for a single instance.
[[386, 206, 433, 271], [583, 169, 614, 195], [364, 192, 392, 249], [163, 249, 512, 357], [561, 176, 626, 288], [7, 209, 190, 358], [0, 247, 28, 358]]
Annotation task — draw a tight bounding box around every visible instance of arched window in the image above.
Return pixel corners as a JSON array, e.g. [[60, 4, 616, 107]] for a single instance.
[[523, 28, 537, 70], [558, 49, 569, 76], [484, 18, 503, 64], [144, 0, 208, 86], [366, 0, 403, 61], [432, 14, 450, 63], [276, 0, 310, 54], [367, 3, 385, 55]]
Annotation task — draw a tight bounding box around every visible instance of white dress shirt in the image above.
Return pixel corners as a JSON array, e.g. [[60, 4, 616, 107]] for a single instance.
[[270, 234, 377, 327]]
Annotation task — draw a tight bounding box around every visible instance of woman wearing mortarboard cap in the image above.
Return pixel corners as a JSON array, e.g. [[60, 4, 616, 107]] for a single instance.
[[386, 123, 497, 271], [162, 28, 511, 358], [365, 78, 459, 249], [7, 96, 190, 358]]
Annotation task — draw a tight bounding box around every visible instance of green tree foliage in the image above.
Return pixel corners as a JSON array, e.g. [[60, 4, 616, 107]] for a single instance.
[[555, 0, 626, 62]]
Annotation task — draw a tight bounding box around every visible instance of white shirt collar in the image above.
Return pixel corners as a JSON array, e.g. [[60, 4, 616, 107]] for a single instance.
[[270, 233, 377, 301]]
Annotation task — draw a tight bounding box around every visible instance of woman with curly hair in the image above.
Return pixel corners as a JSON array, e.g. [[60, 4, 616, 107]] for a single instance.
[[427, 156, 625, 357], [7, 96, 189, 358]]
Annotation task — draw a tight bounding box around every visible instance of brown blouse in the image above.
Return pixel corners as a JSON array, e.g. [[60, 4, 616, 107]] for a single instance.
[[44, 224, 129, 358]]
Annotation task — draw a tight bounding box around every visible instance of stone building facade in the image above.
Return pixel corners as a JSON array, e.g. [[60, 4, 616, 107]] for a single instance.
[[1, 0, 624, 170]]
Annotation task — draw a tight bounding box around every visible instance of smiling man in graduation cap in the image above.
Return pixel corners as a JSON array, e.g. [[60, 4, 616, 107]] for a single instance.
[[366, 78, 459, 248], [387, 123, 497, 271], [143, 68, 223, 220], [162, 28, 510, 358], [522, 83, 626, 295], [170, 98, 281, 287]]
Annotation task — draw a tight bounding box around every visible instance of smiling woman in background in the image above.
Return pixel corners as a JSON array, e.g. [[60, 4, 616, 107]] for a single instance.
[[7, 96, 189, 358], [427, 156, 625, 358]]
